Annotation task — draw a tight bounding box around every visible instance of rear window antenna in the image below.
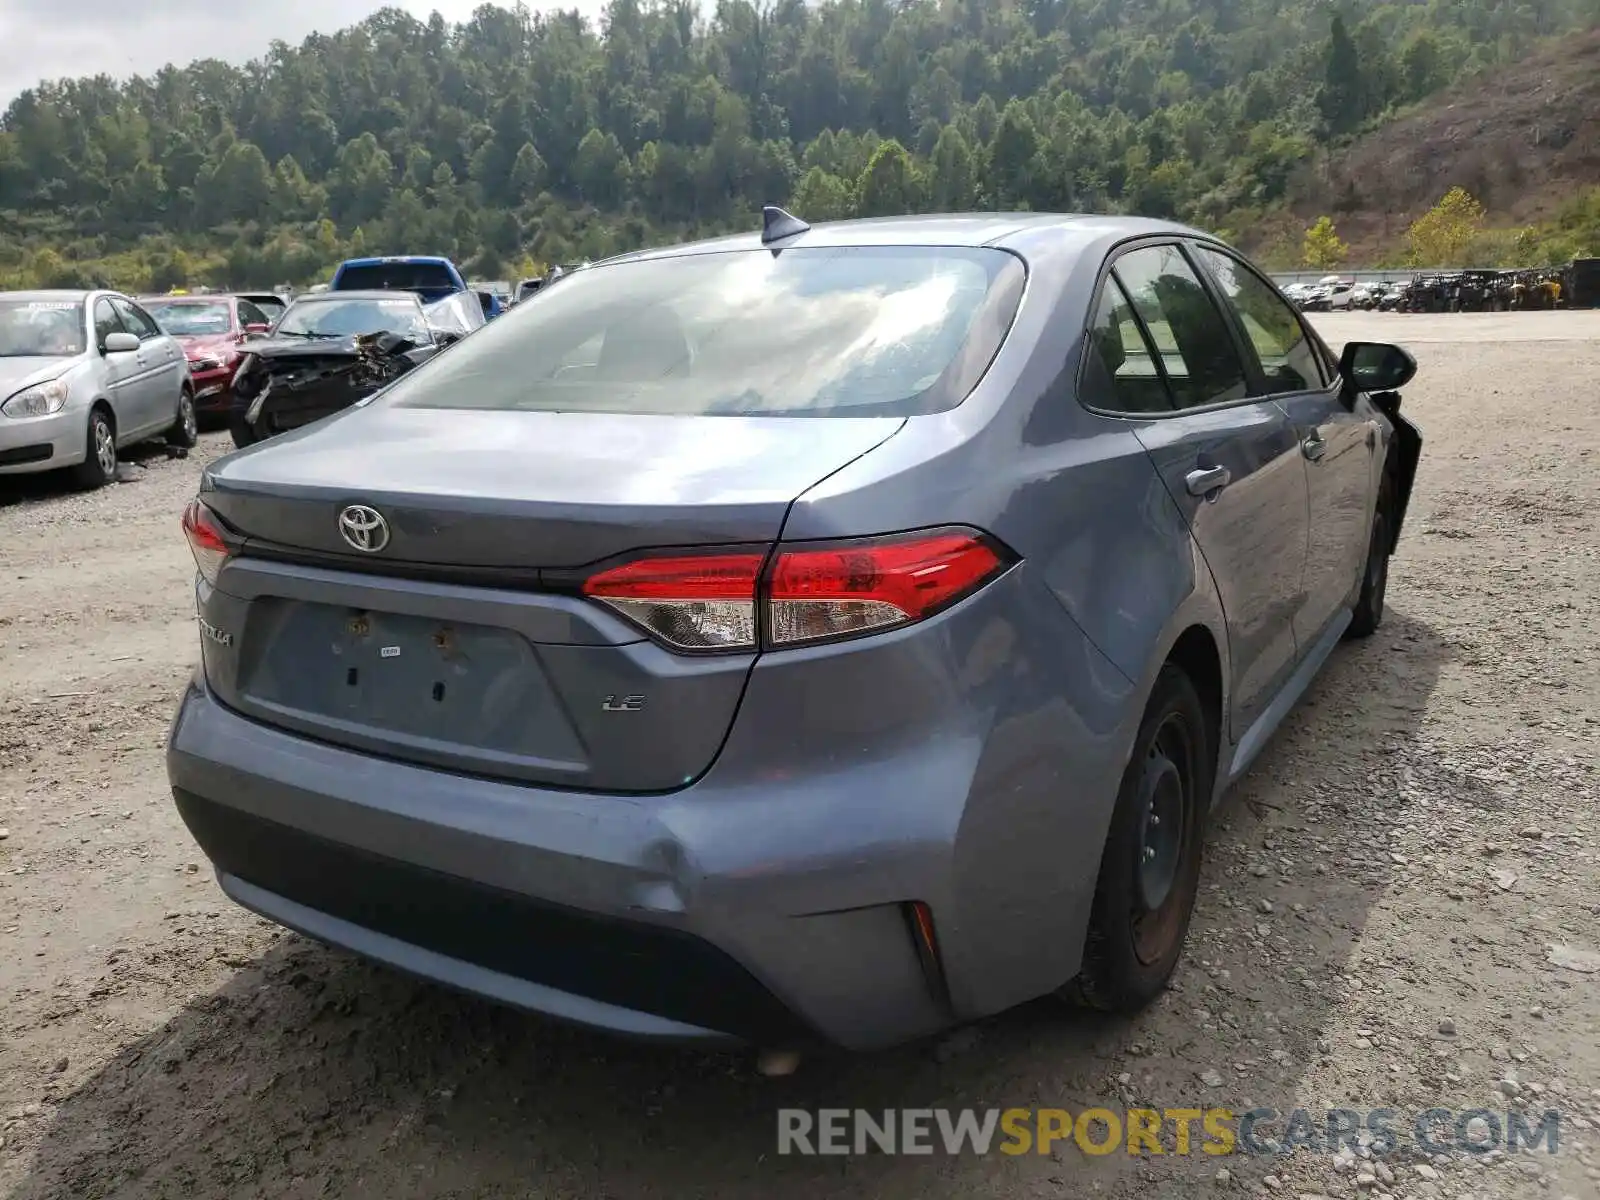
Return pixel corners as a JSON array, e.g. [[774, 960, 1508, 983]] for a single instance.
[[761, 206, 810, 244]]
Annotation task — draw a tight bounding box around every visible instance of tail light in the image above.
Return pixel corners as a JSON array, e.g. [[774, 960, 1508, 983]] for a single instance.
[[582, 527, 1011, 653], [767, 530, 1007, 645], [182, 498, 232, 585], [582, 552, 763, 651]]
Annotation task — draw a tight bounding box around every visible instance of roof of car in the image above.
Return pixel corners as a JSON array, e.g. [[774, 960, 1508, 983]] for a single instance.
[[603, 212, 1211, 266], [0, 289, 97, 303], [337, 256, 455, 268], [290, 289, 424, 304]]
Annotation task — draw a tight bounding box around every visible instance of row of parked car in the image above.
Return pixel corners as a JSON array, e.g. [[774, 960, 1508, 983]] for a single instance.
[[1282, 259, 1599, 315], [0, 255, 524, 487]]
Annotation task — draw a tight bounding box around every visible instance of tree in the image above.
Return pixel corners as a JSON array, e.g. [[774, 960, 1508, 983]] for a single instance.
[[1302, 216, 1348, 269], [989, 101, 1039, 208], [791, 165, 854, 221], [1406, 187, 1486, 266], [1317, 15, 1362, 137], [194, 139, 274, 225], [1400, 33, 1444, 103], [328, 134, 394, 225], [856, 139, 920, 217], [928, 125, 977, 211], [572, 129, 630, 207], [509, 143, 548, 199]]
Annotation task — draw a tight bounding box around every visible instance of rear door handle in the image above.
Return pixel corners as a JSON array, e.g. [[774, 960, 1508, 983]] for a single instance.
[[1185, 466, 1231, 498], [1302, 435, 1327, 462]]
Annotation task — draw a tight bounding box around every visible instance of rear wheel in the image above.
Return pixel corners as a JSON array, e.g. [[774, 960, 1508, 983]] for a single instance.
[[1066, 664, 1211, 1013], [168, 387, 199, 448], [70, 406, 117, 490]]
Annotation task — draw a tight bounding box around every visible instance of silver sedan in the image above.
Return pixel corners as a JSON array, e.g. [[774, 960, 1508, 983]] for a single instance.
[[0, 290, 198, 488]]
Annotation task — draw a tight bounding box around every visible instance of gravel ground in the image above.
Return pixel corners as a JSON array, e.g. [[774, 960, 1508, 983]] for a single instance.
[[2, 311, 1598, 1200]]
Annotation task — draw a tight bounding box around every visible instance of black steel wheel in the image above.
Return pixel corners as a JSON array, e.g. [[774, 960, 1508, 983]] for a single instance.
[[1066, 664, 1212, 1013]]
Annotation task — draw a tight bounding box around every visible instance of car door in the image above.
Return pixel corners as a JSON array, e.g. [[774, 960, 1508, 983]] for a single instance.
[[111, 296, 182, 434], [1104, 242, 1309, 742], [1191, 245, 1376, 650], [91, 298, 141, 436]]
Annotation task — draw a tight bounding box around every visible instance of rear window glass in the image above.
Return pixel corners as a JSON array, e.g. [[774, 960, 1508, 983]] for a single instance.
[[147, 300, 233, 336], [382, 247, 1025, 418], [335, 263, 457, 292]]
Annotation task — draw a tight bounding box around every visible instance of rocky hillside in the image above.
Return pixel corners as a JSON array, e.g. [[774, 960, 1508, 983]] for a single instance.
[[1292, 27, 1600, 248]]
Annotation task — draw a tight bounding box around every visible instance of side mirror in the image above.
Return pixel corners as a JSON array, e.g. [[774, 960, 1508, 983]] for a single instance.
[[244, 323, 270, 335], [103, 331, 139, 354], [1339, 341, 1416, 394]]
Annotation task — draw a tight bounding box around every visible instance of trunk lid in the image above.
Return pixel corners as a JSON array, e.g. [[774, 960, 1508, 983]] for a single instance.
[[204, 404, 903, 567], [197, 404, 904, 792]]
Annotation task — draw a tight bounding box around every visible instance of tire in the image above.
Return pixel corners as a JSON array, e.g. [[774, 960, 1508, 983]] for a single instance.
[[1065, 664, 1213, 1014], [70, 406, 117, 490], [1347, 478, 1393, 639], [167, 387, 199, 449]]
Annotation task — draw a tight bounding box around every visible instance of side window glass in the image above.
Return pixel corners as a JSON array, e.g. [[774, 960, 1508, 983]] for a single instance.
[[1112, 245, 1249, 410], [239, 301, 267, 327], [113, 299, 160, 340], [1194, 246, 1326, 393], [93, 299, 124, 346], [1082, 276, 1173, 414]]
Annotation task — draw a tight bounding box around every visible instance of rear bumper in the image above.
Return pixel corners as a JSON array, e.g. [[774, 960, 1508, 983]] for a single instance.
[[188, 369, 232, 412], [174, 785, 810, 1043], [168, 679, 948, 1047], [166, 564, 1139, 1048]]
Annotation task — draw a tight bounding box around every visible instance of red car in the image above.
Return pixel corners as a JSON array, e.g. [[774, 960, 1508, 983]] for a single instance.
[[141, 295, 278, 421]]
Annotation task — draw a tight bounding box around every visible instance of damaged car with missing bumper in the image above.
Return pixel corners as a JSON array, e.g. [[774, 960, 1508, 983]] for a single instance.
[[169, 211, 1423, 1054], [228, 289, 483, 448]]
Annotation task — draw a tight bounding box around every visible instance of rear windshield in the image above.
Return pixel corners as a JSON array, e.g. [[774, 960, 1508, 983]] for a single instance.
[[147, 300, 232, 336], [0, 299, 85, 357], [335, 262, 457, 292], [382, 246, 1025, 418]]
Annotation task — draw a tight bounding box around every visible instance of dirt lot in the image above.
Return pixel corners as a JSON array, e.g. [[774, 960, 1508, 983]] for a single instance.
[[2, 311, 1599, 1200]]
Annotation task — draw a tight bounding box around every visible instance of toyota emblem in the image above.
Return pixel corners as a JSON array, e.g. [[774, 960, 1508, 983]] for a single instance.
[[338, 504, 390, 553]]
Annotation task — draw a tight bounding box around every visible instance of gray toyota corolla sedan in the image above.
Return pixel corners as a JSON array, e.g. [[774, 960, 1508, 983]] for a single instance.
[[167, 211, 1422, 1050]]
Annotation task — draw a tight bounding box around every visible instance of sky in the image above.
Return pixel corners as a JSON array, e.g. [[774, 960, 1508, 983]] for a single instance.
[[0, 0, 604, 106]]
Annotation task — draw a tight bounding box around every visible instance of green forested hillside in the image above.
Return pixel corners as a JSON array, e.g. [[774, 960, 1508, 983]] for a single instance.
[[1, 0, 1596, 288]]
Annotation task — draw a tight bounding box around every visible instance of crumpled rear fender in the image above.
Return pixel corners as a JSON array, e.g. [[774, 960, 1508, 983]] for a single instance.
[[1372, 395, 1423, 554]]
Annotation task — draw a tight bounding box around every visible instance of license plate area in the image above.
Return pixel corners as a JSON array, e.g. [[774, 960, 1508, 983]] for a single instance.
[[238, 600, 587, 771]]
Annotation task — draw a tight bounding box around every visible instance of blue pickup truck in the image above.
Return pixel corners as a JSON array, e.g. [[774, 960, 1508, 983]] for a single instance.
[[330, 255, 504, 320]]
